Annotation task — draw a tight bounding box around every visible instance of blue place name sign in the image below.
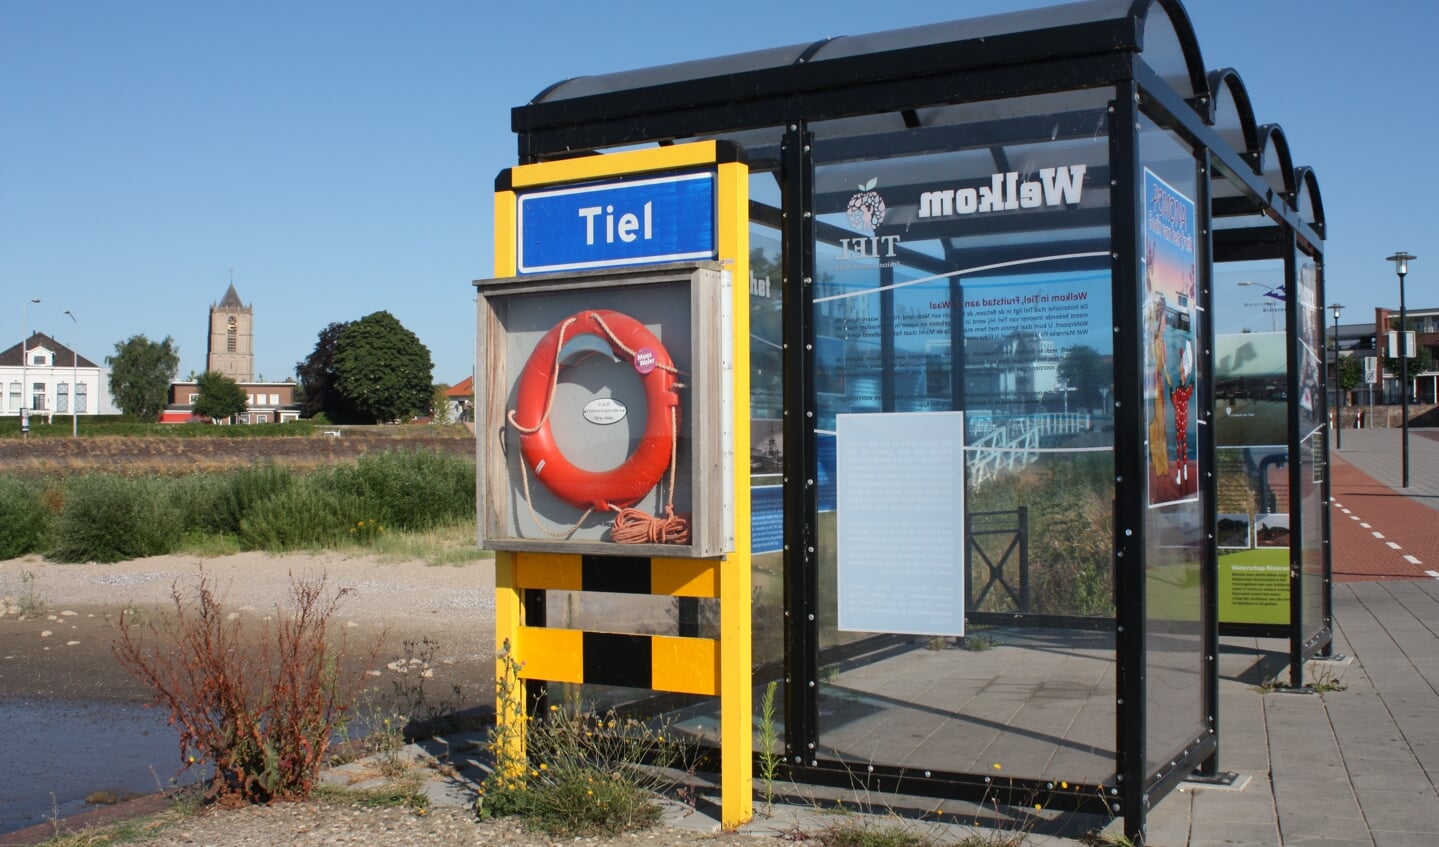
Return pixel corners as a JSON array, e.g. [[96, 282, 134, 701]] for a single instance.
[[517, 171, 716, 274]]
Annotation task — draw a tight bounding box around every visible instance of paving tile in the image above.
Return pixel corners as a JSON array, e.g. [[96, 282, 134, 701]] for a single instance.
[[1371, 831, 1439, 847], [1279, 814, 1374, 841], [1188, 817, 1280, 846]]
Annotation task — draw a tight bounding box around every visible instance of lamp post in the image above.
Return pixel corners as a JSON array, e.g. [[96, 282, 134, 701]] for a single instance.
[[1330, 303, 1344, 450], [21, 297, 40, 437], [64, 310, 78, 438], [1386, 252, 1416, 488]]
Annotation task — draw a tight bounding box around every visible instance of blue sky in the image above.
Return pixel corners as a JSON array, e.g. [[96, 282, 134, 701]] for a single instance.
[[4, 0, 1436, 384]]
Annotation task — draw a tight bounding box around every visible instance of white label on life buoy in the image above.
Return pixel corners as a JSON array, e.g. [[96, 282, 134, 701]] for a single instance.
[[535, 459, 546, 475], [582, 397, 627, 425]]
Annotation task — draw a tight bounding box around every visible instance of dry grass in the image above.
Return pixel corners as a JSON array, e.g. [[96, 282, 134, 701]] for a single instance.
[[0, 429, 473, 478]]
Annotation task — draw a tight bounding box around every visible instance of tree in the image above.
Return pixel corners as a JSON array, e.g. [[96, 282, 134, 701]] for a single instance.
[[1058, 345, 1110, 411], [431, 383, 452, 424], [1336, 356, 1363, 404], [107, 335, 180, 422], [295, 321, 351, 420], [192, 371, 248, 421], [332, 311, 433, 424]]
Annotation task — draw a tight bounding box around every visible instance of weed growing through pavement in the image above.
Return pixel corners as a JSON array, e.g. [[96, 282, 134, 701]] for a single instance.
[[961, 632, 999, 652], [922, 631, 998, 652], [313, 779, 431, 811], [758, 680, 781, 813], [806, 760, 1037, 847], [818, 817, 943, 847], [1253, 658, 1284, 693], [1307, 662, 1348, 694], [1254, 658, 1348, 695], [477, 646, 687, 836], [389, 637, 465, 725], [352, 636, 468, 777]]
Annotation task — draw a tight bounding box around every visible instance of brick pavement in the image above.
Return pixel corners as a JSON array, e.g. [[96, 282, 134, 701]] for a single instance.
[[1330, 431, 1439, 582], [1329, 457, 1435, 581]]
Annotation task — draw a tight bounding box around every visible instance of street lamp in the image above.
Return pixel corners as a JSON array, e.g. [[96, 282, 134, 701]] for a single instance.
[[1237, 280, 1284, 332], [64, 310, 78, 438], [1386, 252, 1416, 488], [21, 297, 40, 437], [1330, 303, 1344, 450]]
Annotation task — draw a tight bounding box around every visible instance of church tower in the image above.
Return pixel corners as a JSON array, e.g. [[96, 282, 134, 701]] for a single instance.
[[207, 283, 254, 382]]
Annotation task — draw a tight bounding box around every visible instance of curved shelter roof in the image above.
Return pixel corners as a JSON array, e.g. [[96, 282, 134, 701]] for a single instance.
[[512, 0, 1322, 254], [525, 0, 1207, 122]]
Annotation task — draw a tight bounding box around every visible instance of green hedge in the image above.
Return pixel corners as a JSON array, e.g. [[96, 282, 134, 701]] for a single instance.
[[237, 483, 373, 551], [0, 477, 51, 559], [318, 449, 475, 532], [0, 449, 475, 562], [49, 474, 184, 563]]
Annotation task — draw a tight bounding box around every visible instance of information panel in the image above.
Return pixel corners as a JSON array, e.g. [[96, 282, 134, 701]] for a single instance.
[[836, 411, 966, 636]]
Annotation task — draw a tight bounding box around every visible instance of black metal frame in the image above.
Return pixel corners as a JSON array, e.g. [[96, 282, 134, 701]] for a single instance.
[[507, 1, 1327, 841]]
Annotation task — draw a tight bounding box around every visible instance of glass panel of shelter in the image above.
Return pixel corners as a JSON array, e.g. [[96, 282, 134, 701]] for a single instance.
[[805, 89, 1119, 786], [749, 199, 786, 674], [1212, 255, 1292, 629], [1136, 111, 1209, 776], [1296, 250, 1327, 655]]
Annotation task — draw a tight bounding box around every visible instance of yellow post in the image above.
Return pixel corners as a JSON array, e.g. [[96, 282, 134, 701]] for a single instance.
[[715, 157, 753, 828], [491, 188, 527, 773], [493, 551, 526, 774]]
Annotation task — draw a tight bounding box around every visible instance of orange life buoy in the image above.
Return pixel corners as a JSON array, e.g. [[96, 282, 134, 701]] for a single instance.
[[508, 310, 681, 512]]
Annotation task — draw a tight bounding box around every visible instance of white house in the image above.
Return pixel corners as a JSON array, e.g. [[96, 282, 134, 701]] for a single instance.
[[0, 332, 117, 419]]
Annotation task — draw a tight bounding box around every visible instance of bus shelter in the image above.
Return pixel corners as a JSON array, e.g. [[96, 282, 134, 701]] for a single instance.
[[495, 0, 1329, 840]]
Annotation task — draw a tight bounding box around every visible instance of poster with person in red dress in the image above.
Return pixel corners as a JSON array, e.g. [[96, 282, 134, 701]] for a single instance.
[[1143, 168, 1199, 506]]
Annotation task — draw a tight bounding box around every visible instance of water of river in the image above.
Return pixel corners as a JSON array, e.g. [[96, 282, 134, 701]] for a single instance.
[[0, 698, 193, 835]]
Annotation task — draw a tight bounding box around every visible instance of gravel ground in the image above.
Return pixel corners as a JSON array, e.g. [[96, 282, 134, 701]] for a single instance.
[[111, 804, 774, 847], [0, 553, 812, 847], [0, 552, 1075, 847]]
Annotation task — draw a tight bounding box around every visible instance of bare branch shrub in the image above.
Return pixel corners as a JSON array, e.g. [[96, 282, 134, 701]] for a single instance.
[[113, 568, 374, 805]]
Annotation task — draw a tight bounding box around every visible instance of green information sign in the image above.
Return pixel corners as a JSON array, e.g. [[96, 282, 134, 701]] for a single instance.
[[1217, 548, 1289, 625]]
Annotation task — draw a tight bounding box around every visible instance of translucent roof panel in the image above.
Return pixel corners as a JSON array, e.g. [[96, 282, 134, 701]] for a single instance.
[[1294, 167, 1325, 238], [530, 0, 1203, 107], [535, 42, 822, 103], [806, 0, 1137, 62], [1206, 69, 1259, 159], [1138, 0, 1207, 99], [910, 89, 1116, 135], [1255, 125, 1296, 204]]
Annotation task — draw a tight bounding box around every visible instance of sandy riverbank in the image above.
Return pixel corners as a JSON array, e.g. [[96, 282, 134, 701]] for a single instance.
[[0, 551, 498, 705]]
